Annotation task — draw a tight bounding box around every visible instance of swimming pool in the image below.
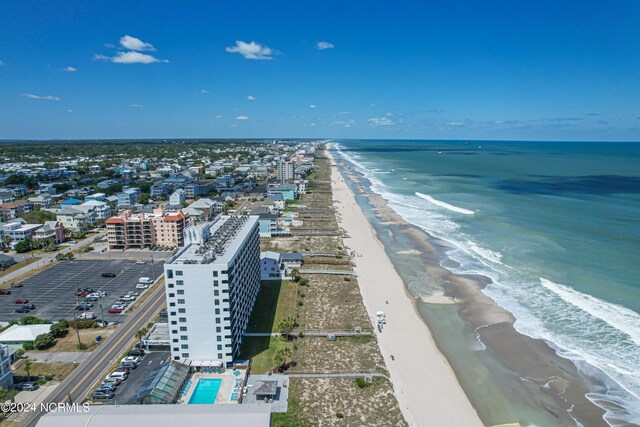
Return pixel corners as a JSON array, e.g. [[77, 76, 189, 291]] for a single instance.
[[188, 378, 222, 404]]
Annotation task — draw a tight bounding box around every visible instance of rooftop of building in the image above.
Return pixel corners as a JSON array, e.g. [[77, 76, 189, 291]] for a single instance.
[[167, 215, 257, 266]]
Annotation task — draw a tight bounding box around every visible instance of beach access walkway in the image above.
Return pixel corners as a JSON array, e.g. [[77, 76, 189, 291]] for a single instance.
[[298, 269, 357, 276], [288, 373, 387, 379]]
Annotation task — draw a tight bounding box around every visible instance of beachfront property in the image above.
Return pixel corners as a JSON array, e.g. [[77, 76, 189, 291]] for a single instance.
[[163, 215, 260, 366], [260, 251, 283, 280], [106, 207, 188, 249], [267, 183, 297, 201], [276, 158, 295, 183], [33, 220, 65, 244]]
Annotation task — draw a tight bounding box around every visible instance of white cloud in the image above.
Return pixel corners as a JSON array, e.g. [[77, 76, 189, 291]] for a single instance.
[[332, 119, 355, 127], [129, 104, 143, 108], [316, 41, 334, 50], [339, 111, 351, 115], [120, 35, 156, 51], [63, 66, 77, 72], [447, 122, 464, 126], [0, 60, 4, 66], [235, 115, 249, 120], [66, 109, 73, 113], [247, 95, 256, 101], [309, 104, 317, 109], [214, 115, 224, 119], [23, 93, 60, 101], [95, 51, 168, 64], [198, 89, 210, 94], [309, 123, 317, 127], [368, 116, 394, 126], [226, 41, 274, 60]]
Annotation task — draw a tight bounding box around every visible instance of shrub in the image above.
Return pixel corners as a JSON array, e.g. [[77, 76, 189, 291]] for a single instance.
[[33, 333, 55, 350], [22, 342, 34, 351], [19, 316, 51, 325], [50, 323, 69, 338], [15, 349, 25, 357], [336, 413, 344, 419], [297, 300, 304, 306], [69, 319, 97, 329], [355, 378, 370, 389], [57, 319, 70, 328], [298, 278, 309, 287], [343, 276, 351, 282]]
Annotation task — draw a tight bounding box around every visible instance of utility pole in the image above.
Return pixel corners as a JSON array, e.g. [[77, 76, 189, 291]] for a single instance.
[[74, 297, 83, 348], [151, 254, 155, 280], [99, 303, 104, 325]]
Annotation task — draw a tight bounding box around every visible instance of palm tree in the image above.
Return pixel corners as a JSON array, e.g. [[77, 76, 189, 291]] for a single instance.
[[24, 360, 32, 380], [135, 330, 145, 349]]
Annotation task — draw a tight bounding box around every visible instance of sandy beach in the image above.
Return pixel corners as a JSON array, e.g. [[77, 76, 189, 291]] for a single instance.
[[327, 148, 483, 426]]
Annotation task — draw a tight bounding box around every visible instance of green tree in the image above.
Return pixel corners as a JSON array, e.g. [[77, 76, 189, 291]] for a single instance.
[[24, 360, 32, 379], [273, 347, 293, 371], [33, 333, 54, 350], [277, 316, 296, 339], [14, 239, 32, 254]]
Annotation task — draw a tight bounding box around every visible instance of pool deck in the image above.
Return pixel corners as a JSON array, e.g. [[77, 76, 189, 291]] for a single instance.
[[178, 369, 247, 404]]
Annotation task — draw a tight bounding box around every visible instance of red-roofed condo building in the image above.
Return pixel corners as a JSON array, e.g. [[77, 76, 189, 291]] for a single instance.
[[106, 206, 188, 250]]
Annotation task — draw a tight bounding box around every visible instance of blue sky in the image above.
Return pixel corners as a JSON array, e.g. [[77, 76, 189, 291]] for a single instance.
[[1, 0, 639, 141]]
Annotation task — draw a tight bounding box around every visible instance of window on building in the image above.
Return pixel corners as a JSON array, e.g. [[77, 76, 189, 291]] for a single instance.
[[216, 336, 221, 341], [171, 321, 177, 325], [170, 311, 176, 316], [180, 327, 187, 332], [214, 290, 219, 296], [215, 318, 221, 324], [176, 271, 183, 276], [218, 353, 223, 359], [167, 270, 173, 279], [172, 339, 178, 343], [181, 353, 189, 358], [181, 344, 188, 349], [179, 317, 186, 322], [168, 283, 174, 288], [169, 302, 176, 307], [178, 308, 186, 314], [213, 271, 218, 277], [173, 347, 179, 352], [180, 335, 188, 340], [177, 299, 185, 304], [216, 327, 221, 333], [168, 293, 175, 297], [177, 280, 184, 286], [177, 289, 184, 295]]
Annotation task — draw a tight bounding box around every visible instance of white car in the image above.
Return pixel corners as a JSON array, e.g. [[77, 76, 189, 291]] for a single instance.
[[76, 312, 96, 320], [135, 261, 146, 264], [138, 277, 153, 285], [121, 356, 141, 365], [111, 304, 126, 310], [120, 295, 136, 302], [136, 284, 149, 289]]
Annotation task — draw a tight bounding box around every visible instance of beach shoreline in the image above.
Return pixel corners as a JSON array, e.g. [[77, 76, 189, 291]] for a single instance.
[[327, 144, 610, 427], [327, 147, 483, 426]]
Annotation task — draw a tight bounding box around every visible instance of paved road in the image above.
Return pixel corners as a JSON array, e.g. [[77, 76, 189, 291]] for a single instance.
[[21, 282, 166, 427], [0, 231, 106, 286], [25, 352, 92, 364]]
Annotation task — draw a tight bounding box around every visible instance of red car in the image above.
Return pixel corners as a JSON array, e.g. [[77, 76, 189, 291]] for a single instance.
[[14, 299, 28, 304], [108, 307, 122, 313], [0, 290, 12, 295]]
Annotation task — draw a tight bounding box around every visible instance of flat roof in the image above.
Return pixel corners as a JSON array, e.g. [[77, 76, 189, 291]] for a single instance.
[[36, 403, 271, 427], [167, 215, 257, 266]]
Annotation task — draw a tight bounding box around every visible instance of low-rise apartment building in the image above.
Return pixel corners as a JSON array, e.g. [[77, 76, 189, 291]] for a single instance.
[[106, 207, 188, 249]]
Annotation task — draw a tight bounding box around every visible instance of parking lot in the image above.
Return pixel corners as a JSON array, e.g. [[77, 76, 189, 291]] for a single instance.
[[97, 351, 170, 404], [0, 259, 164, 323]]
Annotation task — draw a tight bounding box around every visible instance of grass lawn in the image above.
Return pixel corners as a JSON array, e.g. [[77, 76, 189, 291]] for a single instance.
[[246, 280, 297, 333], [28, 327, 115, 353], [13, 362, 77, 381], [0, 257, 39, 279], [240, 336, 293, 374]]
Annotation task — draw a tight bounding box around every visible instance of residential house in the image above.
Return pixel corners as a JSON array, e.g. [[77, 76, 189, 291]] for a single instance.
[[150, 182, 172, 199], [169, 189, 186, 206], [55, 206, 96, 230], [118, 188, 140, 207], [0, 192, 15, 204], [33, 221, 65, 244], [187, 198, 224, 220], [260, 251, 283, 280], [267, 184, 297, 201], [0, 254, 16, 269], [0, 200, 34, 221], [106, 206, 188, 249], [81, 200, 111, 221], [3, 222, 42, 243], [27, 195, 53, 208], [85, 193, 106, 202], [88, 165, 102, 174], [97, 179, 119, 189]]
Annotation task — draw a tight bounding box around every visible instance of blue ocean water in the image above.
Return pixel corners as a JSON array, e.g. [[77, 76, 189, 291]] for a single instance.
[[333, 140, 640, 423]]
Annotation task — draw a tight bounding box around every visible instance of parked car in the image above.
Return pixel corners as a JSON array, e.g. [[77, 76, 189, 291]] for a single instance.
[[135, 284, 149, 289], [98, 382, 116, 392], [16, 382, 38, 391], [10, 283, 23, 288], [76, 312, 96, 320], [69, 240, 78, 244], [75, 288, 94, 296], [102, 376, 121, 386], [0, 289, 12, 295], [138, 277, 153, 285], [108, 371, 128, 381], [120, 361, 137, 370], [13, 299, 28, 304], [135, 260, 146, 264], [23, 304, 36, 310], [75, 304, 91, 311], [92, 390, 114, 400], [15, 307, 30, 313], [115, 367, 130, 374], [121, 356, 141, 365], [94, 320, 109, 327], [107, 307, 122, 314], [126, 291, 139, 296], [97, 291, 108, 297], [101, 272, 116, 278], [120, 295, 136, 302], [128, 349, 146, 357]]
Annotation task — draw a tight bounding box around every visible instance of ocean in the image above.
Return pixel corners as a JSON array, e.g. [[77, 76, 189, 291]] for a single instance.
[[331, 140, 640, 426]]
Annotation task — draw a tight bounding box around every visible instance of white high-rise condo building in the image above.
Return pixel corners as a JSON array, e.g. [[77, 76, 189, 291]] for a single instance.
[[164, 215, 260, 366], [276, 159, 295, 183]]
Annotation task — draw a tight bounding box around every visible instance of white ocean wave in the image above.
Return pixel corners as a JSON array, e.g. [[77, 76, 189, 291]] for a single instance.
[[415, 192, 476, 215]]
